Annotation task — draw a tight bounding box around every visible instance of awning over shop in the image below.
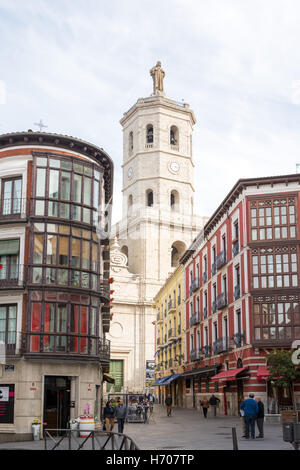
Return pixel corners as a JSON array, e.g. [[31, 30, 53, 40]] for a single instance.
[[159, 373, 183, 385], [257, 367, 270, 380], [181, 365, 220, 378], [153, 376, 170, 386], [103, 373, 115, 384], [211, 367, 248, 382]]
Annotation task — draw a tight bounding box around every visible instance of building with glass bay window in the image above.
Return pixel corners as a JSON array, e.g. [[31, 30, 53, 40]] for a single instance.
[[0, 131, 113, 441]]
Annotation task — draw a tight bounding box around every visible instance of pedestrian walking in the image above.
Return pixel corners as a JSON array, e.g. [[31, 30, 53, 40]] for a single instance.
[[165, 394, 173, 416], [200, 396, 210, 418], [115, 398, 128, 434], [240, 393, 258, 440], [255, 397, 264, 438], [239, 396, 246, 437], [103, 400, 115, 432], [208, 394, 220, 417]]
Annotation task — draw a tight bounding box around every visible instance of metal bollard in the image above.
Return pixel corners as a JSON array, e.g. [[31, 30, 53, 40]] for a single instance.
[[232, 427, 238, 450]]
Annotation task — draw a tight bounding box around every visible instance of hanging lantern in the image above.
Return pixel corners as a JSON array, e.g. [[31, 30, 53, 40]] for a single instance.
[[110, 290, 114, 295], [108, 277, 114, 284]]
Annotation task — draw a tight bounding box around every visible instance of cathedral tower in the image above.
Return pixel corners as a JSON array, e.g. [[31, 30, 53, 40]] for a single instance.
[[114, 62, 205, 294]]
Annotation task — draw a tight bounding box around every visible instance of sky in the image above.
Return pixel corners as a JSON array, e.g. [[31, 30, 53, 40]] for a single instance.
[[1, 0, 300, 223]]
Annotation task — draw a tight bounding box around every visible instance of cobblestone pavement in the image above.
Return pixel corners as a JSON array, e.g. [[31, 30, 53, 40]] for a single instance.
[[0, 405, 293, 451]]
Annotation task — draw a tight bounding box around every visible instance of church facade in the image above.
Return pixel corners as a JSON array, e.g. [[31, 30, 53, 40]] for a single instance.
[[107, 63, 207, 393]]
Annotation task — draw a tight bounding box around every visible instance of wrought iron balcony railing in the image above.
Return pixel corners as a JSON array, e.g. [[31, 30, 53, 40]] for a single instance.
[[216, 292, 227, 310], [0, 265, 26, 289], [216, 250, 227, 270], [190, 348, 202, 362], [232, 240, 239, 257], [231, 332, 245, 348], [0, 198, 28, 220], [211, 262, 216, 276], [189, 311, 200, 328], [234, 284, 240, 300], [212, 337, 231, 355], [202, 345, 211, 358]]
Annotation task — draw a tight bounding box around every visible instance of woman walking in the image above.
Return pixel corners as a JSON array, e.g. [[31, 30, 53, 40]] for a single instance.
[[103, 400, 116, 431], [200, 396, 210, 418]]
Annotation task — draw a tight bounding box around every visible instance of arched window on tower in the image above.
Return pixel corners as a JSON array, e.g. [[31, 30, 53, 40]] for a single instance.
[[170, 126, 179, 148], [171, 241, 186, 267], [146, 189, 154, 207], [128, 194, 133, 215], [146, 125, 154, 144], [129, 131, 133, 155], [170, 190, 179, 212]]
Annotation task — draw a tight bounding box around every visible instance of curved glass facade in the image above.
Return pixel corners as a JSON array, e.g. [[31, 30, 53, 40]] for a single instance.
[[26, 152, 109, 359]]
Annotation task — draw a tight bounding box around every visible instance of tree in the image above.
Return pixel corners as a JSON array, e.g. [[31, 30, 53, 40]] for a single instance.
[[267, 349, 300, 411]]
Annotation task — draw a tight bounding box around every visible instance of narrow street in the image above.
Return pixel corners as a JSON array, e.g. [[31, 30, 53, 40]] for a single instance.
[[0, 405, 292, 451]]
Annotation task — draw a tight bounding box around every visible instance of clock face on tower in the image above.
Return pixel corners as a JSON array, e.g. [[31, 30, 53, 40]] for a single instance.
[[127, 167, 133, 179], [168, 161, 180, 174]]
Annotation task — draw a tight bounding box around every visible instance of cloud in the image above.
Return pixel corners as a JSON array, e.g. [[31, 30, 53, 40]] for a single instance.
[[1, 0, 300, 223]]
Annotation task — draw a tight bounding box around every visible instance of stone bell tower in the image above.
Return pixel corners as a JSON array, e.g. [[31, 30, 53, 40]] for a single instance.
[[113, 62, 205, 295]]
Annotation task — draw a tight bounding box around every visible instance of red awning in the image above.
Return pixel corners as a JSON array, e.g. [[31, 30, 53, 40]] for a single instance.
[[257, 367, 270, 380], [211, 367, 248, 382]]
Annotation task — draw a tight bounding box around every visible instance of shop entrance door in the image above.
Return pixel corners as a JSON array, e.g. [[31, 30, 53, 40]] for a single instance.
[[237, 379, 244, 412], [44, 376, 71, 435]]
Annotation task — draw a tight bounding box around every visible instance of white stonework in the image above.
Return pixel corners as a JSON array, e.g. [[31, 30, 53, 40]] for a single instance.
[[108, 70, 208, 393]]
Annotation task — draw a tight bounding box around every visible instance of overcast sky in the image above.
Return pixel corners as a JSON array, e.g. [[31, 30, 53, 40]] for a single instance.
[[1, 0, 300, 223]]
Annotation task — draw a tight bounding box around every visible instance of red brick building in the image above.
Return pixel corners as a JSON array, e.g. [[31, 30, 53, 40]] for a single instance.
[[180, 174, 300, 417]]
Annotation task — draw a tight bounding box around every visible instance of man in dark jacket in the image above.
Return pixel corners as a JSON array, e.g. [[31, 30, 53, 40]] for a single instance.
[[103, 400, 115, 431], [115, 399, 128, 434], [240, 393, 258, 439], [255, 397, 264, 438], [209, 394, 220, 417], [165, 394, 172, 416]]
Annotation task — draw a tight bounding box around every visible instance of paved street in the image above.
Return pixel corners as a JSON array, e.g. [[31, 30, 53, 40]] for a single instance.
[[0, 405, 293, 451]]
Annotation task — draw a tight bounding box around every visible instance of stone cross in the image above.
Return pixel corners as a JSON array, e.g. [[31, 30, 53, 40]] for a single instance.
[[34, 119, 48, 132]]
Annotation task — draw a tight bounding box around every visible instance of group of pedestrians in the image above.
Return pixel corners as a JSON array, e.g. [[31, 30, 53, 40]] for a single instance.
[[200, 394, 221, 418], [103, 398, 128, 434], [240, 394, 264, 440]]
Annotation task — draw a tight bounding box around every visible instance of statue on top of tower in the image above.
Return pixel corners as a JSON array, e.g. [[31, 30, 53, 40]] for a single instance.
[[150, 61, 165, 95]]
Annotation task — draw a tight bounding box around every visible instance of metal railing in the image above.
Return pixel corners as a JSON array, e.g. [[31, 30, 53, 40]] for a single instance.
[[232, 240, 239, 257], [0, 265, 26, 289], [0, 198, 28, 219], [43, 429, 140, 450], [212, 337, 231, 355], [216, 250, 226, 269], [189, 311, 200, 328], [231, 332, 244, 348], [234, 284, 240, 300], [190, 348, 202, 362], [217, 292, 227, 310]]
